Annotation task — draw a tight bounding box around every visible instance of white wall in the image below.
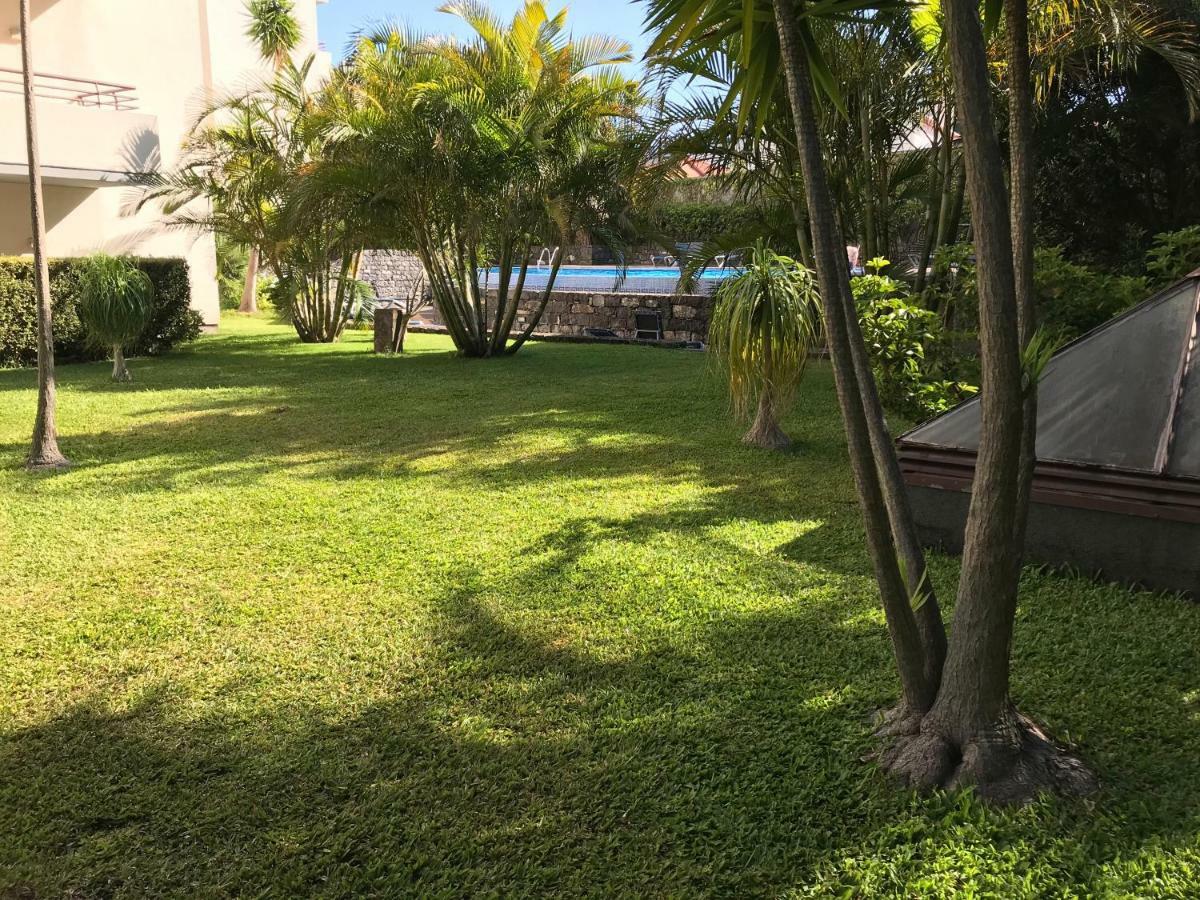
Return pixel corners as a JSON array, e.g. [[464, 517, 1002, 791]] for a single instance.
[[0, 0, 329, 328]]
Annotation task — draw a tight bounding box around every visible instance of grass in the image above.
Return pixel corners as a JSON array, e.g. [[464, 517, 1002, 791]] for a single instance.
[[1, 316, 1197, 897]]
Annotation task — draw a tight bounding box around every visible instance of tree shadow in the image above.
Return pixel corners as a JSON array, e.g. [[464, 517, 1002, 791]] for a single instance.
[[3, 560, 1197, 896]]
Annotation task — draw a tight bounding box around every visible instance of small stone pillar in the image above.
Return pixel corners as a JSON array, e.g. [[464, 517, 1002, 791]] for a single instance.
[[374, 301, 401, 353]]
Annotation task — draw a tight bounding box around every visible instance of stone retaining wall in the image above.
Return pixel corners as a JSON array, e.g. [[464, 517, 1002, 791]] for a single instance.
[[358, 250, 426, 298], [511, 290, 712, 342], [361, 250, 715, 342]]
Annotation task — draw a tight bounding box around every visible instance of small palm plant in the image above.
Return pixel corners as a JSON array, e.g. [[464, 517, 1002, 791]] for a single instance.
[[77, 255, 155, 383], [708, 243, 822, 450]]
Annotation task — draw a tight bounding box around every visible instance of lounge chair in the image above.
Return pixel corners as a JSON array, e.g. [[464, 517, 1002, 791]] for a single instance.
[[634, 309, 664, 341]]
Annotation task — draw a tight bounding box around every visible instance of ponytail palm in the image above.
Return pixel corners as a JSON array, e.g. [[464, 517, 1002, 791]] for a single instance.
[[708, 243, 822, 449], [77, 255, 155, 382]]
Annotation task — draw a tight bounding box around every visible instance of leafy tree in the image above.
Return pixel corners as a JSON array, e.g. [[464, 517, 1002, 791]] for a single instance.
[[238, 0, 303, 315], [143, 59, 364, 343], [708, 243, 822, 449], [18, 0, 68, 470], [646, 0, 1098, 800], [320, 2, 645, 356], [76, 255, 156, 383]]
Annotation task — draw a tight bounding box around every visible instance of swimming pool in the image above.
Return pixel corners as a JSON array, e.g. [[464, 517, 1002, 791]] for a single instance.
[[479, 264, 739, 295]]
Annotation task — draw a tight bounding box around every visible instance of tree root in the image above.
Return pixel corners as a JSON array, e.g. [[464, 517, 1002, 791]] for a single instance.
[[742, 422, 792, 451], [879, 707, 1097, 804]]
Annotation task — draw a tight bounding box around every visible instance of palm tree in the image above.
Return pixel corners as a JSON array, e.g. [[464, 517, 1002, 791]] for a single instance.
[[144, 59, 362, 343], [646, 0, 945, 722], [707, 243, 822, 449], [76, 255, 155, 382], [238, 0, 302, 314], [324, 2, 642, 357], [19, 0, 68, 470], [645, 0, 1101, 800], [245, 0, 302, 69]]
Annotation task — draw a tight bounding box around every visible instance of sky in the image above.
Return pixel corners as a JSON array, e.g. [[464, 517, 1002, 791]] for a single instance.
[[317, 0, 653, 68]]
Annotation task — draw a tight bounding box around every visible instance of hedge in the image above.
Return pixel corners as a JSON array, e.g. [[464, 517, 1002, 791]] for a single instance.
[[652, 202, 761, 244], [0, 257, 202, 368]]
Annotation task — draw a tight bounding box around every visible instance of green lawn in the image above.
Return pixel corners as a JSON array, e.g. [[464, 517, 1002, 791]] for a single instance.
[[1, 317, 1197, 897]]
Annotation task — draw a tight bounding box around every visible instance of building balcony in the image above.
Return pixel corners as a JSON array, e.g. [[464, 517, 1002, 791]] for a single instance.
[[0, 68, 159, 186]]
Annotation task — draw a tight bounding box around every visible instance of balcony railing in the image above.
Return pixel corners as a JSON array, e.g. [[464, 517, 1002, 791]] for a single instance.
[[0, 68, 139, 111]]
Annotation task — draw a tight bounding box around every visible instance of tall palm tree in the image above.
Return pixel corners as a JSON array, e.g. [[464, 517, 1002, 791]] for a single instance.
[[238, 0, 302, 314], [20, 0, 69, 471], [325, 2, 642, 357], [707, 243, 822, 449], [646, 0, 946, 718], [646, 0, 1097, 801]]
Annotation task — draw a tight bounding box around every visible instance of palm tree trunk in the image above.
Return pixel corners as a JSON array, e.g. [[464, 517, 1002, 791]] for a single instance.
[[913, 119, 943, 295], [884, 0, 1094, 801], [506, 248, 564, 355], [239, 247, 260, 314], [859, 99, 877, 261], [744, 386, 790, 450], [111, 345, 131, 382], [20, 0, 68, 471], [1007, 0, 1039, 549], [771, 0, 933, 715]]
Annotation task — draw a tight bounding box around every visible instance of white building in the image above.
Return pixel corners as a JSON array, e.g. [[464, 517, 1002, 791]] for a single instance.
[[0, 0, 331, 328]]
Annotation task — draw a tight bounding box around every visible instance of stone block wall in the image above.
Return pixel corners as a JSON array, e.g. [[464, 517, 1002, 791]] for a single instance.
[[505, 290, 712, 342], [358, 250, 427, 299]]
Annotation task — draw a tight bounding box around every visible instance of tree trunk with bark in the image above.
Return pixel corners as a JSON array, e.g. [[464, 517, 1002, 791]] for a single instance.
[[772, 0, 935, 715], [1007, 0, 1039, 545], [744, 388, 791, 450], [111, 345, 131, 382], [880, 0, 1095, 802], [239, 247, 260, 314], [20, 0, 69, 471]]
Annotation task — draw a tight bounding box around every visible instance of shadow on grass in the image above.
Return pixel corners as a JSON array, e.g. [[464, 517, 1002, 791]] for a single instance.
[[2, 562, 1198, 896], [0, 337, 848, 504]]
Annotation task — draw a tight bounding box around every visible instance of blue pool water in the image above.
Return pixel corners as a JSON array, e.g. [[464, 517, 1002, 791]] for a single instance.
[[479, 264, 739, 295], [484, 265, 737, 281]]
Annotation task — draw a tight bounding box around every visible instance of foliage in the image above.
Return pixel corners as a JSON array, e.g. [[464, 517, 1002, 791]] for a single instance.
[[922, 243, 1148, 342], [1145, 225, 1200, 287], [143, 59, 364, 343], [244, 0, 301, 68], [853, 261, 976, 417], [707, 243, 822, 426], [653, 202, 760, 244], [1031, 246, 1147, 338], [76, 255, 156, 349], [1033, 55, 1200, 270], [216, 237, 273, 311], [0, 256, 199, 369], [1, 318, 1197, 895], [321, 2, 646, 356]]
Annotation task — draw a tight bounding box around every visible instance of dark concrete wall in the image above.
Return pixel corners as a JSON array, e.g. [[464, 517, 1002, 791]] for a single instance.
[[908, 485, 1199, 598]]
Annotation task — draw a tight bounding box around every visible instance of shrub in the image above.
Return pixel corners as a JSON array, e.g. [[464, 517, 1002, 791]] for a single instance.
[[652, 202, 760, 244], [1032, 247, 1145, 340], [76, 255, 157, 382], [853, 262, 976, 418], [1145, 225, 1200, 288], [0, 257, 201, 369], [922, 244, 1147, 343]]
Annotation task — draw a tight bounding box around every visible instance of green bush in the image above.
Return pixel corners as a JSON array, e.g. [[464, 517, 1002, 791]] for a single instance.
[[853, 262, 976, 418], [1145, 225, 1200, 288], [922, 244, 1147, 342], [1032, 247, 1145, 340], [0, 257, 201, 368], [652, 202, 760, 244]]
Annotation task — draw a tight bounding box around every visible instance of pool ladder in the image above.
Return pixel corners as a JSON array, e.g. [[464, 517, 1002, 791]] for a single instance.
[[536, 246, 559, 267]]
